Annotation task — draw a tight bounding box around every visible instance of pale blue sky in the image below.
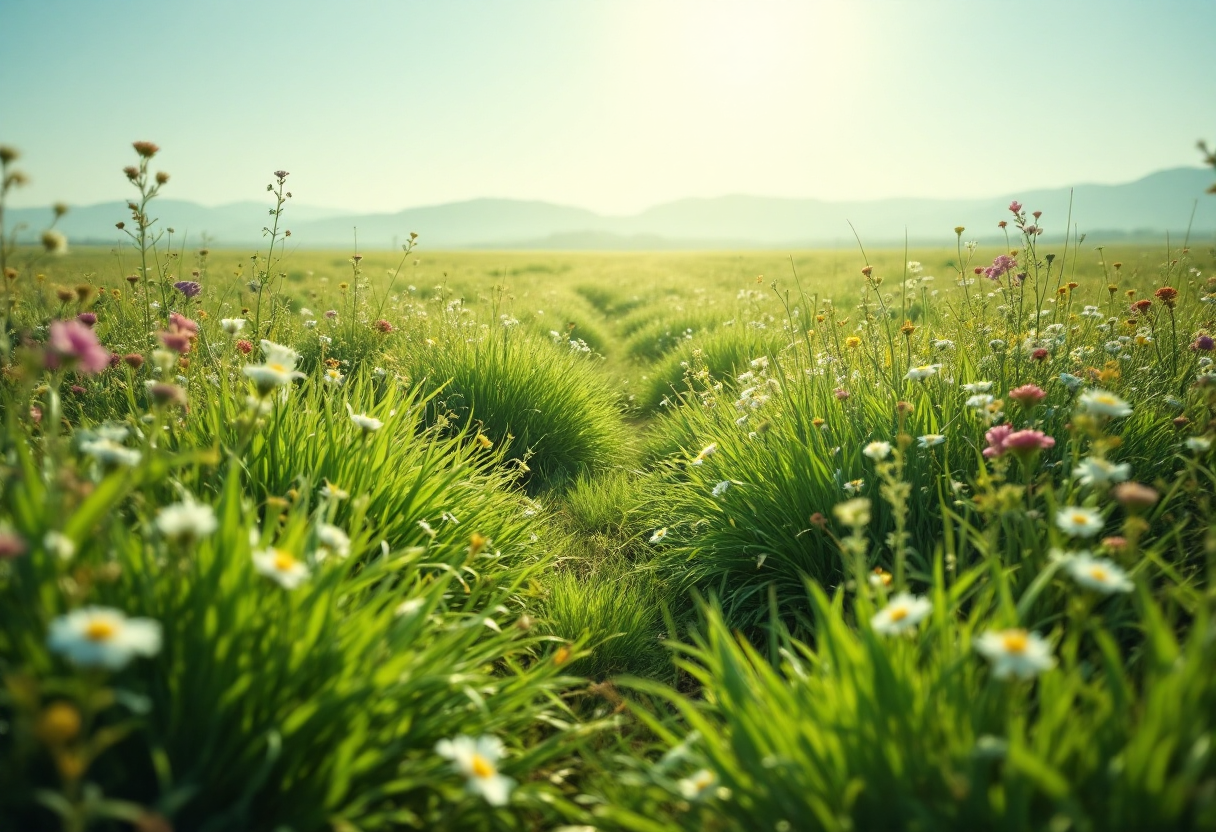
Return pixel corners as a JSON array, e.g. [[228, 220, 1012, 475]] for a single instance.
[[3, 0, 1213, 214]]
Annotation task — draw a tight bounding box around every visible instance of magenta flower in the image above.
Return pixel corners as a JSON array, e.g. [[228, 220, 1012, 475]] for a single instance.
[[1192, 335, 1214, 352], [1008, 384, 1046, 408], [48, 320, 111, 374], [983, 424, 1014, 459], [173, 281, 202, 299], [77, 312, 97, 327], [1009, 200, 1023, 214]]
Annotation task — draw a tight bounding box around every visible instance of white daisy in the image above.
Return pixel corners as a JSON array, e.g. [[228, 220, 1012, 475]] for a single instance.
[[243, 340, 305, 394], [220, 318, 246, 335], [1078, 389, 1132, 418], [918, 434, 946, 448], [345, 403, 383, 433], [975, 628, 1055, 680], [1055, 506, 1104, 538], [843, 478, 865, 496], [870, 593, 932, 636], [905, 363, 942, 381], [435, 735, 515, 806], [1185, 436, 1212, 453], [320, 481, 349, 501], [711, 480, 732, 497], [323, 367, 345, 386], [1064, 552, 1133, 594], [677, 768, 718, 801], [315, 523, 351, 560], [155, 501, 218, 544], [80, 438, 142, 468], [649, 528, 668, 544], [1072, 457, 1131, 487], [863, 441, 892, 460], [963, 381, 994, 394], [833, 497, 871, 527], [48, 607, 162, 670], [252, 548, 310, 589]]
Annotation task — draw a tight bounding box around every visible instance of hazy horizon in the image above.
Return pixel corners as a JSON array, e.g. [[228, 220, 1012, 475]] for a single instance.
[[4, 0, 1215, 215]]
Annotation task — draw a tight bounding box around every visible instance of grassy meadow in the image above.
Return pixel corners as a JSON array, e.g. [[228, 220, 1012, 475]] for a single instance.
[[4, 144, 1216, 831]]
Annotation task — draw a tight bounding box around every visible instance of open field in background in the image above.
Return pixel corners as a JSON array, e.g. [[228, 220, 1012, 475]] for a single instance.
[[6, 148, 1216, 832]]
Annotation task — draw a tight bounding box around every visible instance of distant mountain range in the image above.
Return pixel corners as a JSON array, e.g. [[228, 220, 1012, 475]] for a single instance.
[[7, 167, 1214, 250]]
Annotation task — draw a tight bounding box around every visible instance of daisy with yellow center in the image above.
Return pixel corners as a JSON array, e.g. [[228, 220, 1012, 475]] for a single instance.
[[435, 735, 515, 806], [252, 547, 311, 589], [678, 768, 718, 801], [48, 606, 162, 670], [1065, 552, 1133, 594], [870, 592, 932, 636], [1055, 506, 1104, 538], [975, 628, 1055, 679]]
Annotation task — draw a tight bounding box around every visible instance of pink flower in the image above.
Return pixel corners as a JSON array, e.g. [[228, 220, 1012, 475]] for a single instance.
[[983, 254, 1018, 281], [1002, 429, 1056, 457], [1009, 200, 1023, 214], [983, 425, 1014, 459], [48, 320, 111, 374], [0, 530, 27, 560], [169, 312, 198, 334], [1008, 384, 1046, 408], [77, 312, 97, 327]]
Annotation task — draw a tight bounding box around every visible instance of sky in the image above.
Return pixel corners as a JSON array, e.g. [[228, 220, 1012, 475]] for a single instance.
[[3, 0, 1214, 215]]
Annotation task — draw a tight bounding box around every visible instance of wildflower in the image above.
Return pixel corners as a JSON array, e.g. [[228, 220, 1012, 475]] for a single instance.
[[1009, 200, 1023, 214], [417, 519, 437, 538], [678, 769, 718, 801], [975, 628, 1054, 680], [323, 367, 345, 386], [48, 320, 111, 374], [132, 141, 160, 158], [435, 735, 515, 806], [316, 524, 351, 560], [918, 434, 945, 448], [649, 528, 668, 544], [1112, 482, 1159, 509], [833, 497, 871, 526], [863, 441, 892, 460], [844, 336, 862, 349], [691, 442, 718, 466], [1185, 436, 1212, 453], [43, 531, 75, 561], [1008, 384, 1046, 408], [41, 229, 68, 254], [346, 402, 383, 434], [1192, 335, 1215, 352], [1059, 373, 1085, 391], [173, 280, 202, 299], [220, 318, 246, 335], [711, 480, 732, 497], [80, 438, 141, 468], [871, 593, 932, 636], [1064, 553, 1133, 594], [834, 387, 850, 400], [982, 425, 1013, 459], [905, 363, 942, 381], [155, 501, 217, 544], [0, 529, 28, 560], [236, 339, 253, 355], [1073, 457, 1131, 487], [243, 340, 305, 394], [1031, 348, 1050, 362], [1055, 506, 1104, 538], [869, 567, 893, 587], [252, 548, 310, 589], [750, 356, 769, 370], [146, 381, 187, 408], [1155, 286, 1179, 309], [1079, 389, 1132, 418], [48, 607, 162, 670], [963, 382, 993, 394], [1002, 429, 1056, 458], [843, 478, 865, 496]]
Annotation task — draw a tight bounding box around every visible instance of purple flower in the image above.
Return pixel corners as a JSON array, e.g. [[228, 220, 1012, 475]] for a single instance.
[[1192, 335, 1215, 352], [1009, 200, 1023, 214], [48, 320, 111, 374], [173, 281, 202, 299]]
